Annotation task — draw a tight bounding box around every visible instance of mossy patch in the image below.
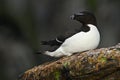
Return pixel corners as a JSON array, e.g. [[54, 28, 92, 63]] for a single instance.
[[54, 71, 61, 80], [63, 62, 70, 68], [99, 57, 107, 63]]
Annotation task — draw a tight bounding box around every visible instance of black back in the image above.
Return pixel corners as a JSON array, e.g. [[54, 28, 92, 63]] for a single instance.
[[41, 11, 97, 46]]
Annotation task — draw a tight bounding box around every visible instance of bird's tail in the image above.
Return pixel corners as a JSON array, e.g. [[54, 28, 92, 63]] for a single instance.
[[44, 50, 64, 57], [36, 47, 66, 57], [36, 50, 63, 57]]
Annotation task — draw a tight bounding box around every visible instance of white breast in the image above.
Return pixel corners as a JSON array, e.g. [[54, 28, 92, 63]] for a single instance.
[[44, 24, 100, 57], [61, 24, 100, 54]]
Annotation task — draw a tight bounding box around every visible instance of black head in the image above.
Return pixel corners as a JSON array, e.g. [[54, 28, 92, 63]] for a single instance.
[[71, 11, 97, 26]]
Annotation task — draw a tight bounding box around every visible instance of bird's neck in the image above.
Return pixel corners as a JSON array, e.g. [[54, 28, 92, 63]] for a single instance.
[[81, 24, 90, 32]]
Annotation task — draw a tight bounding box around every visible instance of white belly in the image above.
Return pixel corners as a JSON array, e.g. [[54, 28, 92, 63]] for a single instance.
[[44, 24, 100, 57], [61, 24, 100, 53]]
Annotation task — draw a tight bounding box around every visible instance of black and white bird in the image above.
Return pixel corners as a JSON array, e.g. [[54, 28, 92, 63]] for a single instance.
[[41, 11, 100, 57]]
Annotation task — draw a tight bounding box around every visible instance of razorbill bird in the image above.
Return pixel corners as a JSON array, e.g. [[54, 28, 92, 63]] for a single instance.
[[41, 11, 100, 57]]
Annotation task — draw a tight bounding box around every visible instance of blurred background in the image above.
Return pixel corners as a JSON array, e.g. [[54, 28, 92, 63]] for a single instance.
[[0, 0, 120, 80]]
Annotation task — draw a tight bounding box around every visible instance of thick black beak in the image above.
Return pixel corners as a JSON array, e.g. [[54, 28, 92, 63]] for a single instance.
[[70, 12, 84, 20], [75, 12, 84, 16]]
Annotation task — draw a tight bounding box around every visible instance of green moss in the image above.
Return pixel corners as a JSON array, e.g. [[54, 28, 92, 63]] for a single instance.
[[54, 71, 61, 80], [63, 62, 70, 68], [116, 48, 120, 51], [99, 57, 107, 63]]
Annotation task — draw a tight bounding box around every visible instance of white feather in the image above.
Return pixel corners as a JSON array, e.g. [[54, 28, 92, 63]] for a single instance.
[[44, 24, 100, 57]]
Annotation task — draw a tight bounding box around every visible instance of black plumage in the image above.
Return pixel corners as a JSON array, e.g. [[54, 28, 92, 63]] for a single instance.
[[41, 11, 96, 47]]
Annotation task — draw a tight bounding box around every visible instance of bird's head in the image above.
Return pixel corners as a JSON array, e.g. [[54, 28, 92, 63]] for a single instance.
[[71, 11, 97, 26]]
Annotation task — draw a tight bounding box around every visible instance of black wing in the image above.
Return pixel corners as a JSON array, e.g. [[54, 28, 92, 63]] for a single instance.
[[41, 30, 78, 46], [41, 38, 62, 46]]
